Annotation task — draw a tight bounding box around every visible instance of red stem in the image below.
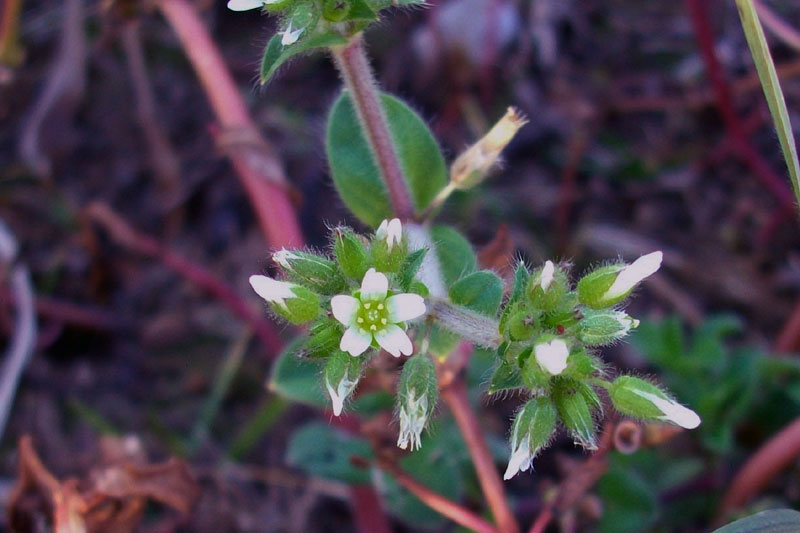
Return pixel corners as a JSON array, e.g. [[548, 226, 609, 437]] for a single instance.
[[158, 0, 303, 248], [332, 37, 415, 221]]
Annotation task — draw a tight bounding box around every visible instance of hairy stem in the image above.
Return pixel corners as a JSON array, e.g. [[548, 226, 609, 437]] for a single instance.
[[429, 299, 503, 349], [0, 0, 23, 67], [332, 36, 415, 221]]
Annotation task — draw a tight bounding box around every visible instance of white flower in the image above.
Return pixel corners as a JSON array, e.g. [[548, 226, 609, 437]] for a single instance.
[[376, 218, 403, 251], [540, 260, 555, 291], [331, 268, 426, 357], [249, 275, 296, 310], [397, 391, 428, 450], [604, 251, 663, 300], [633, 390, 701, 429], [326, 375, 358, 417], [534, 339, 569, 375], [281, 23, 304, 46], [227, 0, 263, 11]]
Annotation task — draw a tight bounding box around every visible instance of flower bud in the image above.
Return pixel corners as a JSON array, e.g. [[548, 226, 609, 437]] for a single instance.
[[396, 355, 438, 450], [505, 303, 537, 341], [527, 260, 568, 311], [503, 397, 557, 479], [450, 107, 528, 190], [575, 310, 638, 346], [333, 227, 370, 281], [554, 380, 598, 450], [250, 275, 320, 324], [577, 252, 662, 309], [324, 351, 363, 416], [323, 0, 351, 20], [533, 337, 570, 376], [609, 376, 700, 429], [273, 249, 347, 295], [371, 219, 406, 272]]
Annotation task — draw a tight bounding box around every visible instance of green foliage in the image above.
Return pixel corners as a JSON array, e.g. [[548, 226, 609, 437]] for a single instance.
[[712, 509, 800, 533], [268, 343, 327, 407], [327, 91, 447, 227], [429, 225, 477, 286], [286, 422, 374, 484], [449, 270, 503, 316], [260, 33, 348, 84]]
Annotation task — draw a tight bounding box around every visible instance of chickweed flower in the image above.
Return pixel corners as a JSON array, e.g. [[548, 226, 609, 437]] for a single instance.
[[504, 397, 557, 480], [604, 251, 663, 301], [331, 268, 426, 357], [376, 218, 403, 251], [534, 338, 569, 375], [578, 251, 663, 309], [609, 376, 701, 429], [249, 275, 320, 324]]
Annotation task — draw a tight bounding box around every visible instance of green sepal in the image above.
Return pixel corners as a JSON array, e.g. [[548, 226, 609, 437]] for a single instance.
[[488, 359, 524, 394], [398, 354, 438, 411], [272, 285, 320, 324], [521, 346, 550, 390], [262, 0, 296, 12], [577, 264, 626, 309], [301, 319, 345, 358], [527, 264, 569, 312], [397, 248, 427, 292], [371, 236, 406, 273], [560, 348, 601, 381], [506, 302, 538, 341], [277, 250, 348, 295], [510, 396, 557, 455], [260, 32, 348, 84], [333, 227, 370, 281], [553, 378, 598, 449], [323, 0, 351, 20], [575, 310, 636, 346], [609, 376, 670, 420]]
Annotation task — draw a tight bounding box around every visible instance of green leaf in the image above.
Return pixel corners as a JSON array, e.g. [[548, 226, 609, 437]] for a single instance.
[[712, 509, 800, 533], [267, 341, 327, 407], [735, 0, 800, 208], [286, 422, 374, 484], [488, 360, 524, 395], [430, 225, 477, 286], [449, 270, 503, 316], [261, 33, 348, 84], [327, 91, 447, 226], [347, 0, 377, 20]]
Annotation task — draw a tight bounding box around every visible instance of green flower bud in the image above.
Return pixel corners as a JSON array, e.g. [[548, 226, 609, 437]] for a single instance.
[[575, 310, 638, 346], [302, 319, 344, 358], [273, 249, 347, 295], [503, 396, 557, 479], [324, 350, 363, 416], [554, 379, 598, 450], [527, 260, 568, 311], [250, 275, 320, 324], [506, 303, 538, 341], [371, 218, 406, 273], [333, 227, 370, 281], [577, 252, 662, 309], [521, 346, 549, 390], [323, 0, 351, 20], [397, 355, 438, 450], [609, 376, 700, 429]]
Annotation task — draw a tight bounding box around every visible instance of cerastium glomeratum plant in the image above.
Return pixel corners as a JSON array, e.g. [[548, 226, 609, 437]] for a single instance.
[[233, 0, 700, 486]]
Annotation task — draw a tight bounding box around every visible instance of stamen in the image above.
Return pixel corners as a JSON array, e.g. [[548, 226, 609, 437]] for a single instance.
[[377, 303, 384, 310], [363, 303, 371, 309], [370, 325, 377, 331], [381, 318, 387, 325], [357, 317, 364, 323]]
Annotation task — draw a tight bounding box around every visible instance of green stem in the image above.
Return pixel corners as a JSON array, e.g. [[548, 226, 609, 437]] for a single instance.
[[429, 299, 503, 349]]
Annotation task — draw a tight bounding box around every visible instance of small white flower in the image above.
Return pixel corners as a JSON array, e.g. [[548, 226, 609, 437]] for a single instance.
[[397, 391, 428, 451], [326, 375, 358, 417], [280, 23, 304, 46], [633, 390, 701, 429], [376, 218, 403, 251], [534, 339, 569, 375], [540, 260, 555, 291], [331, 268, 426, 357], [227, 0, 263, 11], [604, 251, 663, 300], [249, 275, 296, 310]]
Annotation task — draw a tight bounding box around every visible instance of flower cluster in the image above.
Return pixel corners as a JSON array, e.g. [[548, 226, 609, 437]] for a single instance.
[[494, 252, 701, 479]]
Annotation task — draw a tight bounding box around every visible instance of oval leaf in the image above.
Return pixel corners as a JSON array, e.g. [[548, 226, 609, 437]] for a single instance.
[[268, 341, 327, 407], [712, 509, 800, 533], [287, 422, 374, 484], [430, 225, 476, 286], [449, 270, 503, 316]]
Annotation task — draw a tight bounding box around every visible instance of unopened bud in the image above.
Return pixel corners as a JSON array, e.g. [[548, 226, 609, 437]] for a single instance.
[[533, 337, 570, 375], [273, 249, 347, 295], [527, 260, 568, 311], [554, 380, 598, 450], [323, 0, 351, 20], [575, 310, 638, 346], [324, 351, 363, 416], [577, 252, 662, 309], [249, 275, 320, 324], [450, 107, 528, 190], [610, 376, 700, 429], [333, 227, 370, 281], [503, 397, 557, 479], [396, 355, 438, 450], [371, 219, 406, 272]]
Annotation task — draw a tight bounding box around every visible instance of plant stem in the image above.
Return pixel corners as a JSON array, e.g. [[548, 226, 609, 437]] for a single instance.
[[332, 36, 415, 221], [0, 0, 23, 67], [379, 459, 498, 533], [429, 299, 503, 349], [440, 377, 519, 533]]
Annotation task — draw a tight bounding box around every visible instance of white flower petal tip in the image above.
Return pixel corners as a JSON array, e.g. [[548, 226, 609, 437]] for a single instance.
[[249, 275, 294, 307], [503, 439, 533, 480], [397, 392, 428, 451], [272, 248, 294, 269], [360, 268, 388, 300], [605, 251, 663, 299], [377, 218, 403, 250], [534, 339, 569, 375], [635, 391, 701, 430], [376, 325, 413, 357], [280, 23, 304, 46], [331, 295, 359, 325], [386, 294, 426, 322], [326, 377, 357, 417], [540, 260, 555, 291], [340, 327, 372, 357], [227, 0, 263, 11]]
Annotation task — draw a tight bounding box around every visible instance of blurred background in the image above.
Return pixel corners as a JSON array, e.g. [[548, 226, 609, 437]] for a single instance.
[[1, 0, 800, 531]]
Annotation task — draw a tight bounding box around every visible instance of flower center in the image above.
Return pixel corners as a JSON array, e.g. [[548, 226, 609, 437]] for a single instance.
[[356, 300, 389, 333]]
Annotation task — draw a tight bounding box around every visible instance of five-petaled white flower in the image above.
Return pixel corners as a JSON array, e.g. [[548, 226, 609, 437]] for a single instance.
[[249, 275, 297, 310], [376, 218, 403, 251], [633, 390, 701, 429], [604, 251, 663, 301], [534, 339, 569, 375], [331, 268, 426, 357], [540, 260, 555, 291]]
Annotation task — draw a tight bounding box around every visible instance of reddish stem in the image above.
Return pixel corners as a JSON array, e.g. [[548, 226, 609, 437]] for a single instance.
[[332, 37, 415, 221], [379, 460, 497, 533], [685, 0, 794, 210], [158, 0, 303, 248]]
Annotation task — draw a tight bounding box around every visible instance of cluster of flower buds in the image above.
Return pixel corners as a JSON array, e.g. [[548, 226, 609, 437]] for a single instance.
[[250, 219, 435, 448], [496, 252, 701, 479]]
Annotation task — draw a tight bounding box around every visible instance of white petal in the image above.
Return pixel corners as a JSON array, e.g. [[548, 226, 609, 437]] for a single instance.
[[387, 218, 402, 249], [272, 248, 294, 269], [249, 275, 294, 306], [376, 219, 389, 240], [635, 391, 701, 429], [605, 251, 663, 299], [340, 327, 372, 357], [331, 295, 360, 326], [534, 339, 569, 375], [360, 268, 388, 301], [227, 0, 262, 10], [540, 260, 555, 291], [281, 23, 304, 46], [326, 376, 357, 417], [386, 293, 426, 322], [503, 439, 532, 480], [375, 324, 413, 357]]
